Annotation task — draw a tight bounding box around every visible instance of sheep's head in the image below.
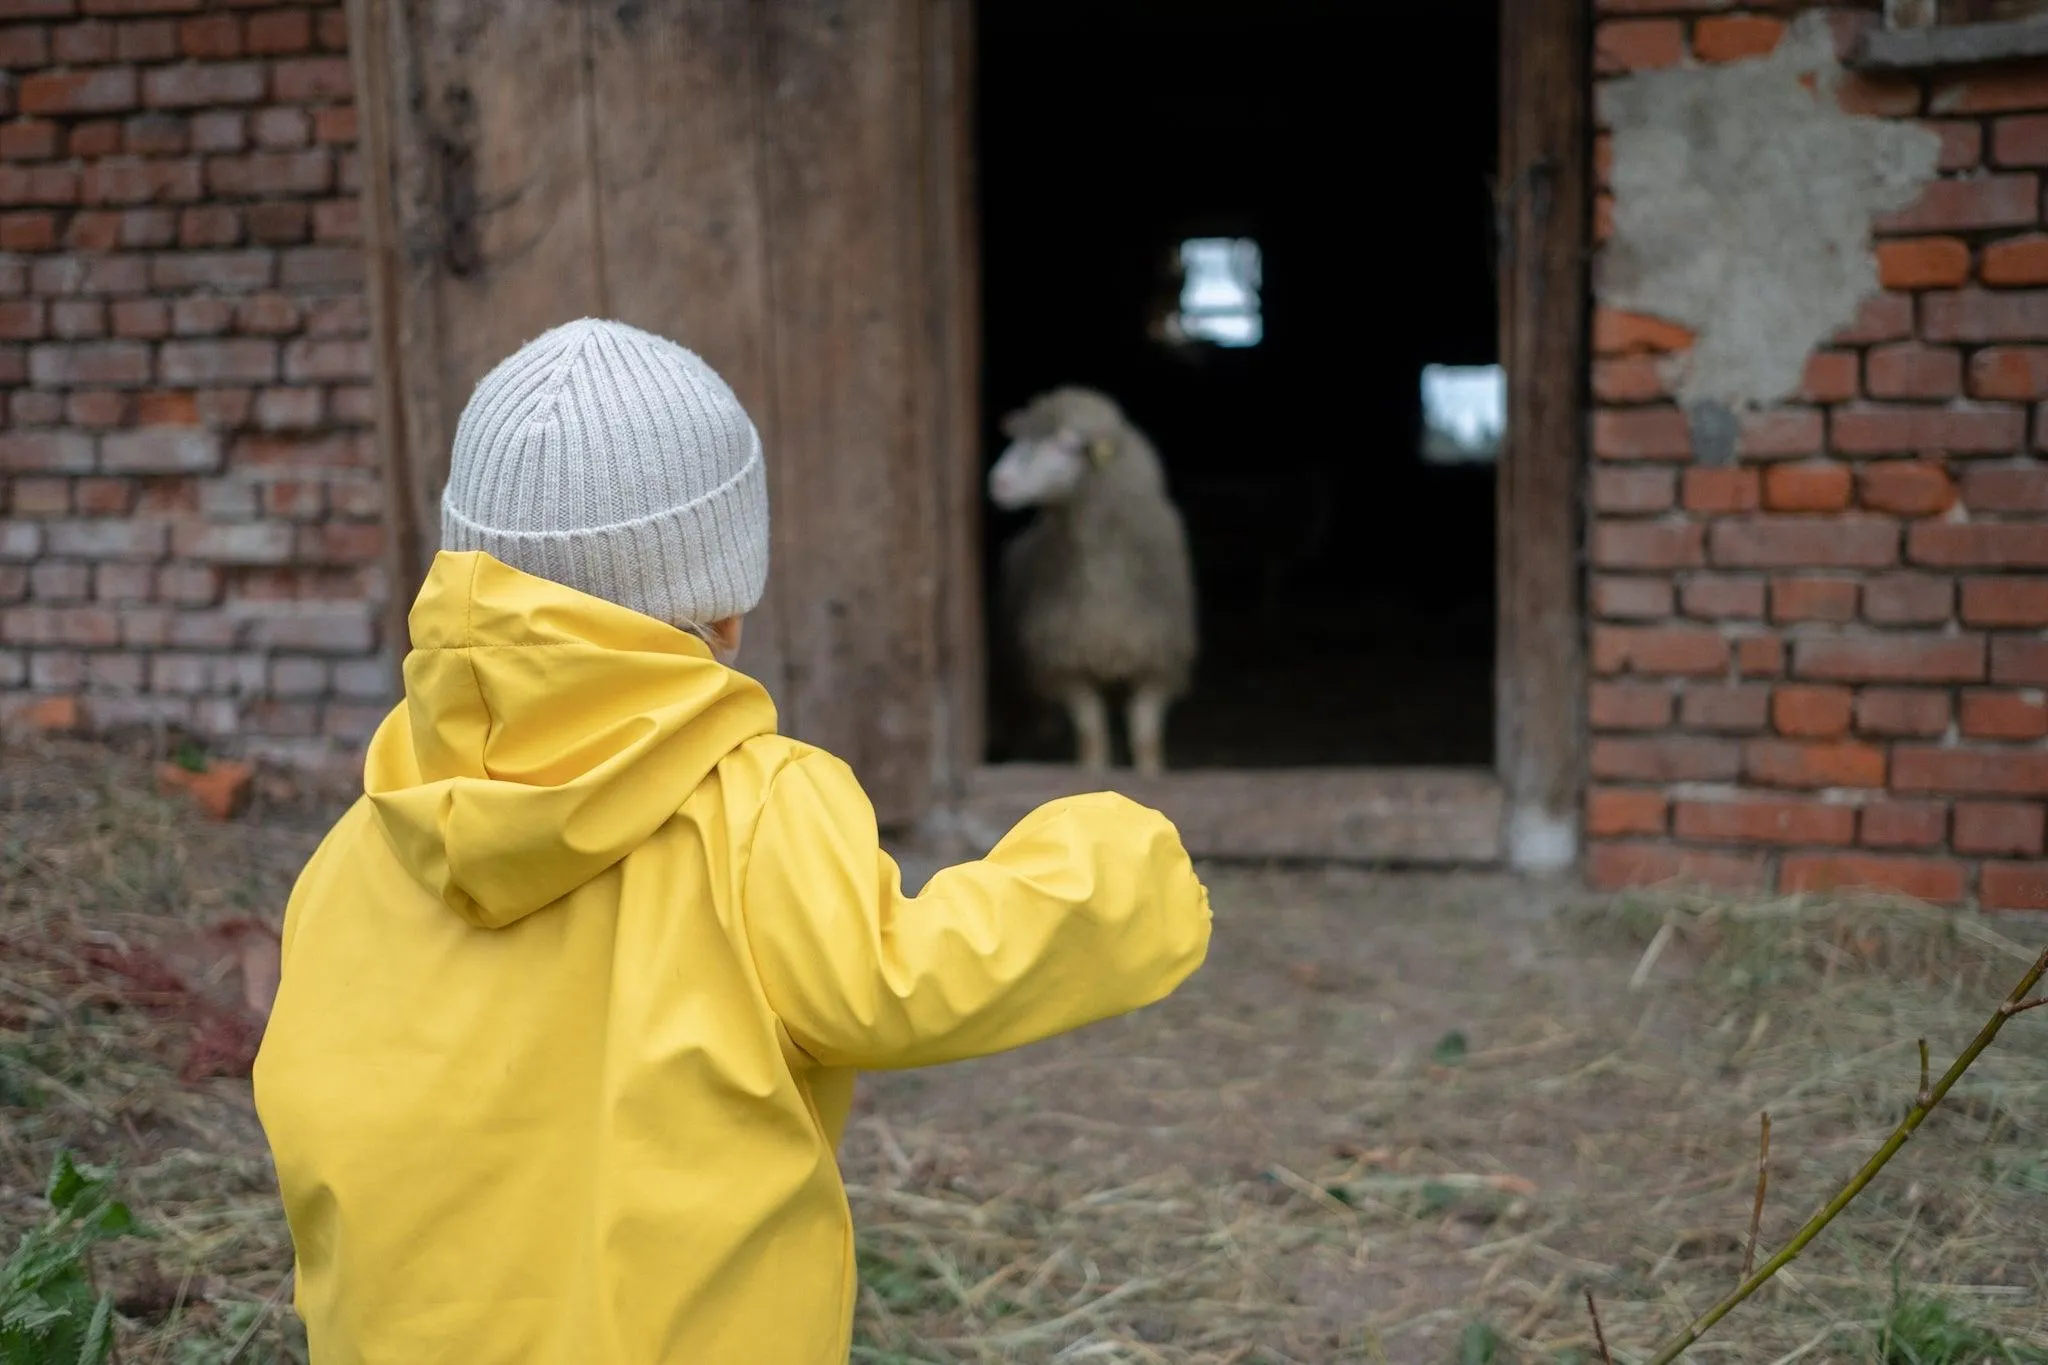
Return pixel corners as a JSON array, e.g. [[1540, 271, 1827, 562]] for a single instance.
[[987, 387, 1123, 511]]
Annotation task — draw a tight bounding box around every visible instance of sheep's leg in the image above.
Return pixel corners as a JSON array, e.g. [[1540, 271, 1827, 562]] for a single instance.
[[1061, 684, 1111, 772], [1128, 685, 1170, 777]]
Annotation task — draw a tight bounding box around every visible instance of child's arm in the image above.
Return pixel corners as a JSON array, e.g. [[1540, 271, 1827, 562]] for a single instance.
[[739, 749, 1211, 1071]]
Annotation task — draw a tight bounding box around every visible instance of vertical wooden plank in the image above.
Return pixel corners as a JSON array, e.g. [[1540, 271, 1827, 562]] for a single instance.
[[921, 0, 981, 800], [1496, 0, 1591, 871], [583, 0, 790, 707], [757, 0, 937, 826], [344, 0, 422, 681]]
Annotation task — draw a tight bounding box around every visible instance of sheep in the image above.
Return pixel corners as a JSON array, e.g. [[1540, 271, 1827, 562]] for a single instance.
[[986, 385, 1199, 777]]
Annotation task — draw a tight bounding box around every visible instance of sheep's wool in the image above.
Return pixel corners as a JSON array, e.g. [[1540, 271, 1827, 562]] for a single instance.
[[440, 317, 770, 631]]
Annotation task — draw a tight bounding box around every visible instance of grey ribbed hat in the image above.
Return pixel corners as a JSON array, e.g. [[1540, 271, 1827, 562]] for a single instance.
[[439, 317, 770, 631]]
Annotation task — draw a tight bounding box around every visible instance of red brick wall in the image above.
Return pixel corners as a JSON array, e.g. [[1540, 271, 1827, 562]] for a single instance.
[[1590, 3, 2048, 910], [0, 0, 382, 767]]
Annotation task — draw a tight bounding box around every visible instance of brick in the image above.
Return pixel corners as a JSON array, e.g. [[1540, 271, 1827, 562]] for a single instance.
[[1692, 13, 1782, 62], [0, 211, 53, 251], [1992, 113, 2048, 167], [245, 8, 307, 54], [1593, 625, 1730, 677], [123, 112, 185, 157], [1681, 575, 1767, 620], [93, 562, 151, 603], [330, 386, 371, 428], [108, 298, 164, 341], [150, 248, 272, 292], [1677, 797, 1853, 846], [142, 62, 263, 109], [1801, 351, 1859, 404], [1865, 345, 1960, 403], [1591, 519, 1702, 569], [1794, 634, 1984, 684], [1875, 237, 1970, 290], [1960, 688, 2048, 739], [1857, 688, 1952, 738], [1592, 466, 1675, 514], [19, 66, 136, 115], [1960, 465, 2048, 515], [0, 297, 40, 339], [1831, 293, 1913, 345], [1761, 462, 1851, 512], [189, 108, 240, 151], [115, 17, 173, 59], [30, 561, 89, 601], [1980, 861, 2048, 910], [261, 479, 324, 520], [1970, 347, 2048, 400], [1856, 461, 1955, 517], [172, 519, 291, 564], [1878, 177, 2036, 235], [1596, 16, 1686, 71], [1931, 120, 1983, 172], [245, 200, 308, 243], [159, 337, 274, 383], [0, 26, 50, 65], [253, 385, 320, 430], [1587, 843, 1767, 893], [70, 119, 124, 158], [1710, 516, 1898, 568], [169, 295, 231, 335], [1591, 736, 1742, 783], [1593, 575, 1673, 620], [1960, 577, 2048, 627], [1831, 403, 2026, 457], [251, 105, 309, 150], [1769, 577, 1857, 623], [176, 11, 236, 57], [1909, 521, 2048, 568], [272, 56, 351, 102], [99, 425, 218, 474], [1931, 69, 2048, 116], [1587, 788, 1666, 838], [1779, 854, 1965, 904], [310, 197, 356, 243], [198, 477, 255, 519], [1862, 572, 1952, 625], [48, 20, 111, 63], [278, 244, 359, 288], [1593, 355, 1663, 405], [1862, 800, 1948, 849], [194, 388, 251, 426], [1680, 684, 1770, 733], [117, 207, 174, 250], [0, 520, 40, 559], [1837, 72, 1920, 119], [1681, 467, 1759, 513], [0, 120, 58, 161], [206, 148, 329, 197], [312, 105, 353, 144], [1980, 233, 2048, 287], [1993, 637, 2048, 684], [80, 155, 200, 204], [27, 339, 148, 386], [72, 478, 127, 516], [1739, 408, 1825, 459], [1956, 801, 2045, 856], [1924, 289, 2048, 343], [65, 389, 125, 427], [0, 161, 79, 204], [156, 562, 217, 605], [1772, 684, 1854, 737], [1593, 680, 1673, 731], [176, 203, 238, 247], [10, 478, 66, 515], [48, 299, 104, 339], [9, 391, 62, 424], [1592, 308, 1695, 356], [45, 517, 164, 559], [238, 602, 374, 654], [1895, 746, 2048, 795], [1746, 739, 1886, 788]]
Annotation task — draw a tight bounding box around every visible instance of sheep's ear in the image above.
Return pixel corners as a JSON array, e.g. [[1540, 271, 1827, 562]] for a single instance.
[[1087, 436, 1116, 466]]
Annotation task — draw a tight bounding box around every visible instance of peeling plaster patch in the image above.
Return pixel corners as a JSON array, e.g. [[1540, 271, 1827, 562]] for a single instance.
[[1598, 12, 1941, 412]]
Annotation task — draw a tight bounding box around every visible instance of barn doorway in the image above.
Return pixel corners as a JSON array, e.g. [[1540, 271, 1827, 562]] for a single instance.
[[975, 0, 1503, 772]]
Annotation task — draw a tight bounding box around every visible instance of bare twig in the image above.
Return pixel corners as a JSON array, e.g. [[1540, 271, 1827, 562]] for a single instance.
[[1741, 1112, 1771, 1279], [1638, 941, 2048, 1365], [1916, 1038, 1930, 1105], [1586, 1289, 1615, 1365]]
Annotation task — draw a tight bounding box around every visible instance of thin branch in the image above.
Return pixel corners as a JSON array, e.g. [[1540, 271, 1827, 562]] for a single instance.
[[1916, 1038, 1930, 1106], [1741, 1112, 1771, 1279], [1638, 940, 2048, 1365], [1586, 1289, 1615, 1365]]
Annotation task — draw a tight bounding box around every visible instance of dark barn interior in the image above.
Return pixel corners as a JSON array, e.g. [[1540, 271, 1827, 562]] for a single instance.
[[976, 0, 1502, 770]]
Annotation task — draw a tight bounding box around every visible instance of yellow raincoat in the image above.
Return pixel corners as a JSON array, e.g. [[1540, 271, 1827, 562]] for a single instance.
[[252, 551, 1212, 1364]]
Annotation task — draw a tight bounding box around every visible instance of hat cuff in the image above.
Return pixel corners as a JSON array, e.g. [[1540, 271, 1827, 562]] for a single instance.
[[441, 454, 769, 629]]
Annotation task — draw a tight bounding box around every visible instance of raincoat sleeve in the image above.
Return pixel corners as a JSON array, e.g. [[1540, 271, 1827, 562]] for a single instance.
[[739, 749, 1212, 1071]]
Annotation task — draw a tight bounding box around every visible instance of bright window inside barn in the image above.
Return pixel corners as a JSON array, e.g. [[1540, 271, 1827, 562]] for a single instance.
[[1168, 237, 1263, 348], [1419, 363, 1504, 465]]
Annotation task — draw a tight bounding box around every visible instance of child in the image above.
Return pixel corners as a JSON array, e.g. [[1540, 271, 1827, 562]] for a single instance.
[[252, 318, 1213, 1363]]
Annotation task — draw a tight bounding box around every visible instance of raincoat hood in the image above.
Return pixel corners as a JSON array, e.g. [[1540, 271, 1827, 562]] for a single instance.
[[363, 550, 776, 929]]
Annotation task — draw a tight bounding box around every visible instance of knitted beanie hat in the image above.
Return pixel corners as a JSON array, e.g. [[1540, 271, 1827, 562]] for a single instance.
[[439, 317, 770, 632]]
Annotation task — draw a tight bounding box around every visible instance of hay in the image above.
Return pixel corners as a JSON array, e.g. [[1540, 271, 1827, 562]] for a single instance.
[[4, 738, 2047, 1364]]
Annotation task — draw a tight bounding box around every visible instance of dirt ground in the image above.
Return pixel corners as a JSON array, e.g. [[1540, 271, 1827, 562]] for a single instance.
[[4, 737, 2047, 1364]]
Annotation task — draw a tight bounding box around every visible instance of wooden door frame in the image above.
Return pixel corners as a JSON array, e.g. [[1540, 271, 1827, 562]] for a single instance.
[[938, 0, 1589, 869]]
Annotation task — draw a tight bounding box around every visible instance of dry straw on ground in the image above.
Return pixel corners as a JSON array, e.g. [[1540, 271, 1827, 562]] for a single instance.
[[3, 737, 2046, 1364]]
